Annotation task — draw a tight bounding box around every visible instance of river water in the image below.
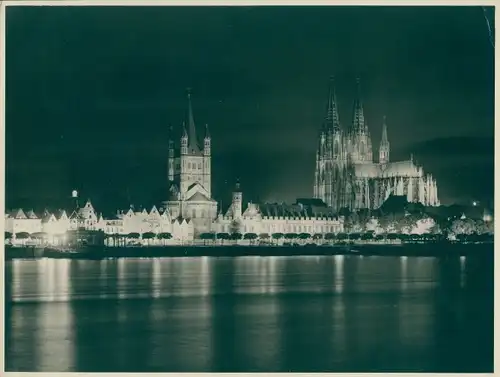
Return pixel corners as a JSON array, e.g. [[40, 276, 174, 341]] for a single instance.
[[4, 252, 494, 372]]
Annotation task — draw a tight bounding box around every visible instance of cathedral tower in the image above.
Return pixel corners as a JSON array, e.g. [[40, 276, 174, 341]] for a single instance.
[[379, 115, 390, 164], [348, 78, 373, 163], [314, 77, 346, 211]]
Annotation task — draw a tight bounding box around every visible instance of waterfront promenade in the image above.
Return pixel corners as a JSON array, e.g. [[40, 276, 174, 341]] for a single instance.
[[5, 241, 493, 260]]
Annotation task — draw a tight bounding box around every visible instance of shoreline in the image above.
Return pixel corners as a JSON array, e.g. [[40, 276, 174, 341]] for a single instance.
[[4, 242, 494, 260]]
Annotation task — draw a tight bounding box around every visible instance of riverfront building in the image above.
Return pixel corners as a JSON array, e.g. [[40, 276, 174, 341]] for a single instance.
[[5, 199, 194, 245], [212, 182, 344, 236]]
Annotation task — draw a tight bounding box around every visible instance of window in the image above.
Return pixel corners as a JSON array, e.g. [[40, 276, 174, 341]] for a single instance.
[[198, 163, 201, 169]]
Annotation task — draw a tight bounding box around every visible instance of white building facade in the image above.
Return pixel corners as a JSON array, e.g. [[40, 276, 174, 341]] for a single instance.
[[5, 198, 194, 245], [212, 182, 344, 237]]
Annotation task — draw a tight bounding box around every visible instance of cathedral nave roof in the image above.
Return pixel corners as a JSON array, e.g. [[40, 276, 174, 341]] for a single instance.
[[353, 159, 422, 178]]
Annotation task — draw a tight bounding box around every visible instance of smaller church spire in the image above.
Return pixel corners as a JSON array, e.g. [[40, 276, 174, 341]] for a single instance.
[[203, 123, 211, 156], [381, 115, 388, 144], [379, 115, 390, 164], [181, 121, 188, 155], [204, 123, 210, 139], [181, 121, 188, 138], [168, 124, 174, 147]]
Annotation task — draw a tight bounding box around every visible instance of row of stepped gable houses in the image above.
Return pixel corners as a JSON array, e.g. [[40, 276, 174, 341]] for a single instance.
[[4, 197, 195, 247]]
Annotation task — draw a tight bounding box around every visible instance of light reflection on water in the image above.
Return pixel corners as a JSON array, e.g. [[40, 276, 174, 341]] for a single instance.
[[5, 254, 493, 373]]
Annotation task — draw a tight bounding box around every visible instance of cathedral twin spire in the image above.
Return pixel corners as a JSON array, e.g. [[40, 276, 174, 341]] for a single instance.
[[318, 77, 389, 164], [322, 77, 368, 135], [324, 76, 341, 133], [351, 77, 367, 135]]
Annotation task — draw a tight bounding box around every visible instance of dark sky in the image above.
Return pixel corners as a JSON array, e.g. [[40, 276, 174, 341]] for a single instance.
[[5, 6, 495, 213]]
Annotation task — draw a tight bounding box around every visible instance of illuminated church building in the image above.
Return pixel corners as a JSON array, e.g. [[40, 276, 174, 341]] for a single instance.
[[164, 90, 218, 235], [313, 78, 440, 212]]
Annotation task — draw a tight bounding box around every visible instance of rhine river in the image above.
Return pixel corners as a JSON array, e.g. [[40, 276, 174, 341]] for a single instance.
[[5, 252, 493, 372]]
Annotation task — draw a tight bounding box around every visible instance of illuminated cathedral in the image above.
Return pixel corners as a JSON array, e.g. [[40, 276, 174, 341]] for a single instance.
[[313, 78, 440, 212]]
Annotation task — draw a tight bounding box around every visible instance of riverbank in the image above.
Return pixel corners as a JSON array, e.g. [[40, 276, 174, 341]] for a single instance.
[[4, 242, 494, 260]]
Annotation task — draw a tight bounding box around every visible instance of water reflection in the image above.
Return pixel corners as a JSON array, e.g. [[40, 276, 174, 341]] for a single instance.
[[5, 253, 494, 373], [151, 259, 162, 298], [400, 256, 408, 291], [334, 255, 344, 293], [460, 256, 467, 288], [35, 300, 75, 371], [117, 258, 126, 299]]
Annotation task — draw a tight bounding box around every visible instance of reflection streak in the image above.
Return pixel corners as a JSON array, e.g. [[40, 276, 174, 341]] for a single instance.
[[334, 255, 344, 294], [460, 256, 466, 288], [35, 259, 75, 371]]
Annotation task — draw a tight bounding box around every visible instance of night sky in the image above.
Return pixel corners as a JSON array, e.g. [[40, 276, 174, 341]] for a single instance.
[[5, 6, 495, 213]]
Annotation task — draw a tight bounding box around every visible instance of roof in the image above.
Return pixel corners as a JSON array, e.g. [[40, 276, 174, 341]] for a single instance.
[[259, 202, 338, 219], [172, 217, 192, 224], [25, 209, 39, 219], [296, 198, 328, 207], [353, 159, 422, 178], [186, 192, 211, 202], [42, 213, 55, 223], [9, 209, 27, 219], [55, 209, 68, 219]]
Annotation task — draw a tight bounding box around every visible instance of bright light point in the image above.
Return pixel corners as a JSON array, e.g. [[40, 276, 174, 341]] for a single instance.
[[72, 190, 78, 198], [472, 201, 478, 206]]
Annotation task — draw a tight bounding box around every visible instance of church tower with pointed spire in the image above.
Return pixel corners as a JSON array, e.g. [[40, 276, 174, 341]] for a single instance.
[[165, 89, 217, 235], [174, 89, 212, 198], [379, 115, 390, 164]]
